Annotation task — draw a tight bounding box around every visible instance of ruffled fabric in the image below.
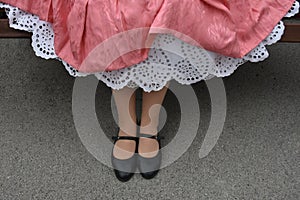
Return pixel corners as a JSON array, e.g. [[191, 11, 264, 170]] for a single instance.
[[0, 1, 299, 92], [0, 0, 297, 72]]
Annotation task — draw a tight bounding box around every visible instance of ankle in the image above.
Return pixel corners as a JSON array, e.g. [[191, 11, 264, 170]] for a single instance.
[[118, 127, 137, 137], [139, 122, 158, 135], [139, 128, 158, 136]]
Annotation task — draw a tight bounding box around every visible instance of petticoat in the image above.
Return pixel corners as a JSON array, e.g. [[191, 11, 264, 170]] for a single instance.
[[0, 1, 299, 92]]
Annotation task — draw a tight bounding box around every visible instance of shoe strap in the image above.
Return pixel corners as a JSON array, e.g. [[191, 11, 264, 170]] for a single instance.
[[111, 136, 138, 141], [139, 133, 165, 140]]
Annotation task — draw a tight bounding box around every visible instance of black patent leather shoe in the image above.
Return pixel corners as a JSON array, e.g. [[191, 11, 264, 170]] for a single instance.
[[111, 135, 138, 182], [137, 133, 165, 179]]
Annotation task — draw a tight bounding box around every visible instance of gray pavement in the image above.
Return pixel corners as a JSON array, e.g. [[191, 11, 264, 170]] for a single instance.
[[0, 39, 299, 200]]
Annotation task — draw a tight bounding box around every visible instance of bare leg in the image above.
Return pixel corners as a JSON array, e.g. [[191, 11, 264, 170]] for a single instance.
[[111, 86, 138, 159], [139, 82, 170, 158]]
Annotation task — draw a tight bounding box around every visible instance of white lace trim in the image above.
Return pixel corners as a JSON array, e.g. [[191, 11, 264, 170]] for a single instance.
[[0, 1, 299, 92]]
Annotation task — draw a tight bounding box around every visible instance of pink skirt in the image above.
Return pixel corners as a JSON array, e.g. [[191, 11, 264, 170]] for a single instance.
[[0, 0, 299, 92]]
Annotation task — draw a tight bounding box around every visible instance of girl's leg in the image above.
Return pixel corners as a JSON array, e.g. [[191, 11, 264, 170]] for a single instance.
[[139, 82, 170, 158], [111, 86, 138, 159]]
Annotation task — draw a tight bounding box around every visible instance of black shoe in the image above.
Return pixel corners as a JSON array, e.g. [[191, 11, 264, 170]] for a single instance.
[[111, 134, 138, 182], [137, 133, 165, 179]]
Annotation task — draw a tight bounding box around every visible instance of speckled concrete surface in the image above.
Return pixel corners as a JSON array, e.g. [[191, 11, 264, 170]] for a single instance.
[[0, 39, 299, 200]]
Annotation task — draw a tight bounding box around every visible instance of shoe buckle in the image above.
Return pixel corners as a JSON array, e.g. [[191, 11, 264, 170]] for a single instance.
[[112, 136, 119, 141]]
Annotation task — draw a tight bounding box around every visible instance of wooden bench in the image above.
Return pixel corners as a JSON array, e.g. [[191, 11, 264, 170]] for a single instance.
[[0, 8, 300, 42]]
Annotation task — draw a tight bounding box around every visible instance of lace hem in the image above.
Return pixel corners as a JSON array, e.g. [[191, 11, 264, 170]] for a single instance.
[[0, 1, 299, 92]]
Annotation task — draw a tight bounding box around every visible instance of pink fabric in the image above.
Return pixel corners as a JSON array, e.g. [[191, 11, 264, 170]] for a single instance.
[[1, 0, 295, 73]]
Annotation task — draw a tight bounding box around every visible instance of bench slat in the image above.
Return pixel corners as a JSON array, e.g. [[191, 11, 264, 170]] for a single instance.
[[0, 19, 31, 37], [281, 22, 300, 42]]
